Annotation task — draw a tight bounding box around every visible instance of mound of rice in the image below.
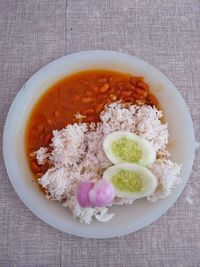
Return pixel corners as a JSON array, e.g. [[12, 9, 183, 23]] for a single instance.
[[35, 102, 181, 224]]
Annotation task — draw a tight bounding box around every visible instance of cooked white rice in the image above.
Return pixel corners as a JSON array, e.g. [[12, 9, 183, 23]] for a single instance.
[[36, 102, 181, 224]]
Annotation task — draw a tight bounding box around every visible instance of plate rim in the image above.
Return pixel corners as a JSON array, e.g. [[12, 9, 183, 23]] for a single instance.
[[3, 50, 196, 238]]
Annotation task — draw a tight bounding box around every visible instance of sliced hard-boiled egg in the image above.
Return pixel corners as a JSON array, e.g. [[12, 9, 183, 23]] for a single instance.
[[103, 131, 156, 166], [103, 163, 158, 200]]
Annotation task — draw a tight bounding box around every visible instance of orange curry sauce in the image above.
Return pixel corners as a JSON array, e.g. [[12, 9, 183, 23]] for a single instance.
[[26, 70, 158, 176]]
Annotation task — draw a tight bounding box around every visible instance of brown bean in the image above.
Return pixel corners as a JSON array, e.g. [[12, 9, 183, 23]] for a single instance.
[[106, 98, 112, 104], [127, 84, 136, 91], [86, 116, 95, 123], [86, 91, 92, 96], [132, 92, 146, 100], [132, 93, 138, 100], [82, 97, 92, 103], [116, 81, 127, 90], [54, 111, 60, 117], [147, 95, 158, 107], [132, 92, 138, 99], [137, 81, 149, 91], [31, 161, 41, 173], [95, 103, 104, 113], [109, 94, 117, 101], [123, 96, 134, 102], [100, 84, 110, 93], [29, 151, 36, 158], [130, 77, 137, 86], [135, 76, 144, 81], [135, 88, 148, 97], [130, 76, 143, 85], [136, 99, 146, 105], [138, 95, 146, 100], [122, 90, 132, 97], [83, 108, 94, 115]]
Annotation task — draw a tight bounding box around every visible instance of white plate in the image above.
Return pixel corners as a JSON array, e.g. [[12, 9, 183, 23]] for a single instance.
[[3, 50, 195, 238]]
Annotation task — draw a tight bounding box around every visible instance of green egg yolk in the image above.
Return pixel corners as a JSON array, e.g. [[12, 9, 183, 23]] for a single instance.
[[111, 137, 142, 163], [112, 170, 143, 192]]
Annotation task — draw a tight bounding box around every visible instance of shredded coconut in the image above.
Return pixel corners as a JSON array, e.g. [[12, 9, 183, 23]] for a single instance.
[[148, 159, 181, 201], [63, 196, 111, 224], [39, 167, 71, 201], [35, 103, 181, 224], [35, 147, 49, 165]]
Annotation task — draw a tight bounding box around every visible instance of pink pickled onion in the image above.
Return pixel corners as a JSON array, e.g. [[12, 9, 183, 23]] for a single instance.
[[77, 182, 94, 207], [89, 180, 115, 207], [77, 180, 115, 208]]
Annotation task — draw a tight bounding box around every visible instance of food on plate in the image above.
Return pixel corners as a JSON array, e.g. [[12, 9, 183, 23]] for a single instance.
[[77, 181, 94, 208], [26, 70, 181, 224], [103, 163, 157, 199], [77, 180, 115, 208], [103, 131, 156, 166]]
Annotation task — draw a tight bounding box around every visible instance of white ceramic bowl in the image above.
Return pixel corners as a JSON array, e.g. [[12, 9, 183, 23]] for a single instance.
[[3, 50, 195, 238]]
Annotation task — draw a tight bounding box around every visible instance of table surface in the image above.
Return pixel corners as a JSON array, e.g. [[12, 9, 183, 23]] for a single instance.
[[0, 0, 200, 266]]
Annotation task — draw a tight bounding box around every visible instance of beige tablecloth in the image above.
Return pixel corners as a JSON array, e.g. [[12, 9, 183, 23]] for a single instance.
[[0, 0, 200, 266]]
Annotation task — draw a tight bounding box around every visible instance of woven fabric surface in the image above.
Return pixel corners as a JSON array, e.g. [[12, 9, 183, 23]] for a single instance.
[[0, 0, 200, 266]]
